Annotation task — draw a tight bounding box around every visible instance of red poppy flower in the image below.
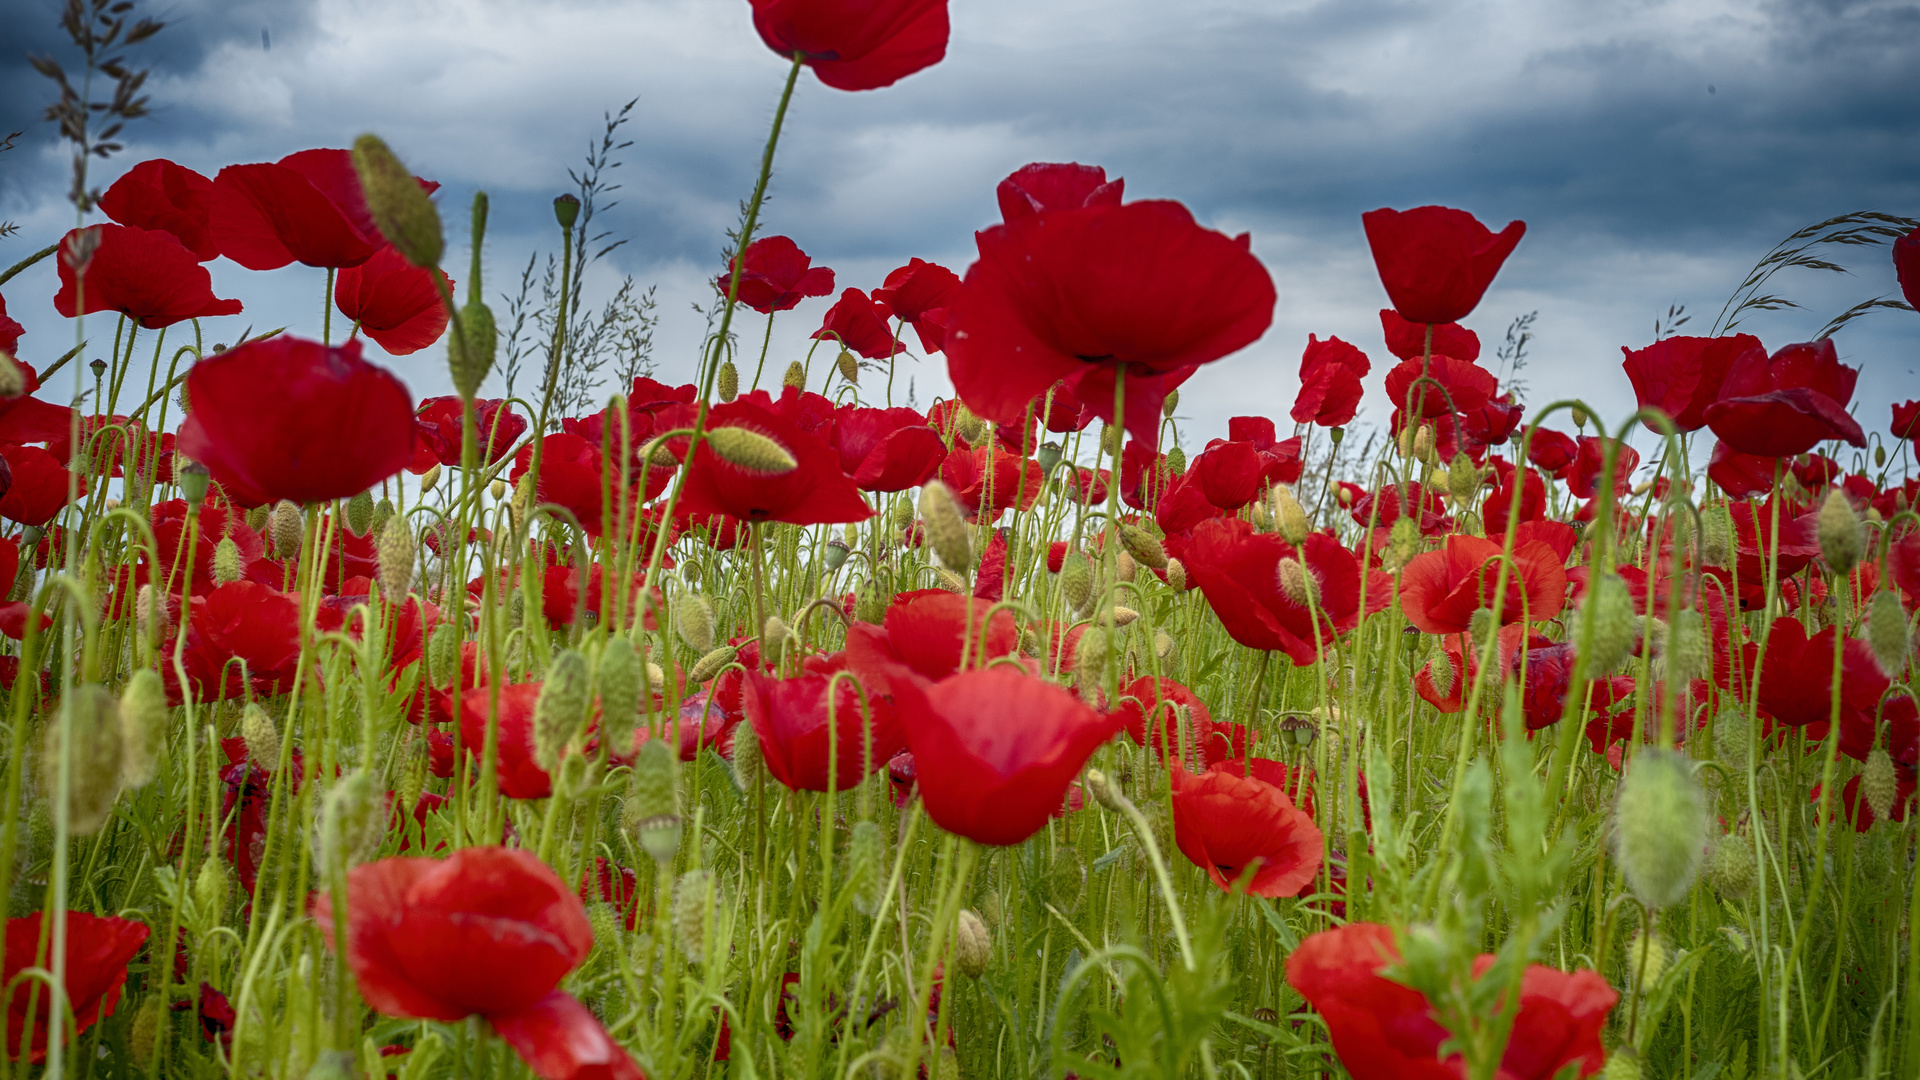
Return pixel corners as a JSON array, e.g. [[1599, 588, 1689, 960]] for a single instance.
[[1153, 472, 1229, 557], [1891, 400, 1920, 441], [937, 444, 1042, 524], [178, 336, 414, 505], [669, 392, 872, 526], [1399, 533, 1569, 635], [1524, 426, 1577, 477], [0, 354, 75, 446], [1119, 439, 1182, 509], [1620, 334, 1762, 433], [890, 667, 1123, 846], [412, 396, 528, 471], [54, 224, 242, 328], [542, 564, 653, 630], [1896, 225, 1920, 311], [171, 580, 304, 702], [873, 257, 960, 353], [2, 912, 149, 1062], [509, 434, 668, 537], [1187, 518, 1376, 664], [336, 245, 452, 355], [845, 588, 1019, 694], [946, 199, 1275, 449], [1362, 205, 1526, 326], [563, 377, 701, 458], [742, 654, 905, 791], [1379, 309, 1480, 362], [1460, 393, 1524, 451], [1700, 441, 1772, 499], [325, 847, 642, 1080], [1292, 335, 1370, 427], [1112, 675, 1218, 758], [1286, 922, 1616, 1080], [813, 287, 902, 360], [830, 404, 943, 491], [1383, 354, 1497, 419], [1747, 618, 1891, 750], [1189, 439, 1265, 511], [1347, 481, 1452, 548], [0, 295, 20, 357], [1728, 498, 1821, 583], [458, 683, 551, 799], [715, 235, 835, 313], [1704, 338, 1865, 456], [749, 0, 948, 91], [997, 162, 1126, 221], [1483, 462, 1547, 539], [0, 444, 85, 527], [98, 158, 218, 260], [212, 148, 434, 270], [1223, 416, 1305, 486], [1170, 759, 1323, 897], [1563, 435, 1639, 500]]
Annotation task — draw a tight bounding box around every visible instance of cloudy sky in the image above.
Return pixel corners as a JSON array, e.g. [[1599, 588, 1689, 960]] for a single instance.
[[2, 0, 1917, 470]]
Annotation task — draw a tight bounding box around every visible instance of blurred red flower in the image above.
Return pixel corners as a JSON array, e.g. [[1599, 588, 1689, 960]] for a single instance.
[[54, 224, 242, 328], [1704, 338, 1866, 456], [1187, 519, 1378, 664], [873, 257, 960, 352], [1707, 443, 1777, 499], [412, 396, 528, 471], [459, 683, 551, 799], [1524, 426, 1578, 477], [938, 443, 1043, 524], [0, 295, 20, 357], [98, 158, 218, 260], [2, 912, 149, 1063], [1383, 354, 1497, 419], [1620, 334, 1762, 433], [742, 653, 905, 791], [0, 353, 75, 445], [669, 391, 872, 526], [212, 148, 433, 270], [1483, 463, 1548, 539], [173, 580, 304, 702], [997, 162, 1125, 221], [749, 0, 949, 91], [715, 235, 835, 313], [147, 498, 264, 597], [1362, 205, 1526, 326], [1379, 308, 1479, 362], [178, 336, 414, 505], [336, 245, 451, 355], [813, 287, 903, 360], [1292, 334, 1370, 427], [1170, 759, 1323, 897], [946, 198, 1275, 449], [845, 588, 1020, 695], [891, 666, 1122, 845], [1564, 435, 1639, 500], [1399, 533, 1569, 635], [0, 444, 84, 527], [1896, 225, 1920, 311], [1892, 400, 1920, 441], [830, 404, 943, 491]]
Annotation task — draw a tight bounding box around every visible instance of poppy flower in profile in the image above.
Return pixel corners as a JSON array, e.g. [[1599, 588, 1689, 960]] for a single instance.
[[0, 295, 21, 356], [937, 444, 1043, 524], [1564, 435, 1639, 500], [1170, 759, 1323, 897], [1896, 225, 1920, 311], [1620, 333, 1762, 433], [1382, 354, 1497, 419], [830, 404, 944, 491], [54, 224, 243, 328], [1891, 400, 1920, 442], [946, 198, 1276, 449], [1707, 442, 1776, 499], [845, 588, 1020, 694], [1112, 675, 1216, 757], [213, 148, 434, 270], [1292, 335, 1370, 427], [996, 162, 1126, 221], [1399, 533, 1569, 635], [1525, 426, 1578, 477], [323, 847, 643, 1080], [873, 257, 961, 352], [749, 0, 949, 91], [336, 245, 452, 355], [890, 667, 1124, 846], [716, 235, 835, 314], [1186, 518, 1375, 665], [178, 336, 415, 506], [98, 158, 219, 260], [1188, 439, 1264, 511], [412, 397, 528, 471], [670, 392, 872, 526], [0, 445, 82, 527], [1379, 309, 1479, 362], [1704, 338, 1866, 456], [1362, 205, 1526, 326], [2, 911, 149, 1062], [813, 287, 903, 360], [458, 683, 551, 799], [741, 654, 906, 791]]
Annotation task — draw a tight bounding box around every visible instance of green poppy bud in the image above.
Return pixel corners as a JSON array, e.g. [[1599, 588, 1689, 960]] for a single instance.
[[781, 360, 806, 391], [848, 819, 883, 916], [919, 481, 972, 573], [345, 490, 375, 536], [241, 703, 280, 770], [1817, 485, 1862, 574], [675, 593, 716, 653], [954, 909, 991, 978], [1868, 589, 1910, 676], [377, 515, 415, 598], [704, 426, 798, 474], [532, 649, 591, 772], [836, 348, 859, 385], [717, 360, 739, 402], [1117, 522, 1168, 570], [319, 770, 385, 871], [269, 500, 303, 561], [118, 669, 167, 788], [626, 739, 680, 864], [1576, 570, 1638, 675], [597, 637, 642, 753], [1709, 832, 1755, 900], [688, 645, 738, 686], [353, 134, 443, 267], [1862, 746, 1899, 825], [46, 684, 124, 835], [1060, 550, 1094, 614], [673, 868, 714, 964], [1611, 748, 1709, 908]]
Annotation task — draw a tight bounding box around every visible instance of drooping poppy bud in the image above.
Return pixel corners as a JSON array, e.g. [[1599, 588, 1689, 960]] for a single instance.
[[1816, 485, 1862, 574], [1271, 484, 1309, 545], [688, 644, 737, 685], [1117, 522, 1167, 570], [242, 702, 280, 769], [46, 684, 124, 834], [118, 669, 167, 788], [782, 360, 806, 390], [675, 593, 716, 652], [1611, 748, 1708, 909], [1626, 930, 1667, 988], [345, 489, 375, 536], [597, 637, 642, 750], [673, 868, 714, 963], [1575, 570, 1637, 675], [626, 739, 681, 864], [919, 480, 971, 572], [717, 360, 739, 402], [352, 135, 444, 268], [533, 649, 592, 772], [269, 499, 304, 560]]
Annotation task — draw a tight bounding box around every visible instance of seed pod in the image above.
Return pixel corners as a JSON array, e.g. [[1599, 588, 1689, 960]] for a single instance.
[[1117, 522, 1168, 570], [919, 481, 972, 572], [848, 819, 883, 915], [781, 360, 806, 391], [676, 593, 716, 653], [345, 490, 375, 536], [688, 644, 738, 685], [1036, 441, 1063, 474], [704, 426, 799, 474], [626, 739, 681, 864], [211, 536, 245, 585], [954, 909, 991, 978], [823, 538, 851, 571], [1074, 627, 1108, 700], [319, 770, 385, 871], [1060, 550, 1093, 613], [1709, 833, 1756, 900], [127, 996, 162, 1069], [1164, 557, 1187, 592], [420, 462, 443, 493], [377, 514, 415, 598], [1272, 485, 1310, 544], [45, 685, 124, 835], [118, 669, 167, 788], [1611, 748, 1709, 909], [241, 703, 280, 770], [1575, 570, 1637, 674], [1817, 485, 1862, 574], [598, 638, 642, 752], [1626, 929, 1668, 987], [674, 869, 714, 963], [1862, 746, 1899, 824], [269, 500, 304, 560], [730, 723, 763, 791], [532, 649, 592, 772], [351, 134, 443, 267], [1275, 557, 1317, 606], [553, 194, 580, 228], [717, 360, 739, 402], [1868, 590, 1909, 676]]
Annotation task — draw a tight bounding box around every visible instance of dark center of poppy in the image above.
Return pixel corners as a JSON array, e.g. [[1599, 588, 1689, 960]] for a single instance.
[[1075, 354, 1115, 364]]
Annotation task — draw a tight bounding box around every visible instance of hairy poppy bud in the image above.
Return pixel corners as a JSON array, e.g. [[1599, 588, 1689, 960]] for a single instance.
[[919, 481, 971, 573], [1712, 708, 1749, 766], [1709, 833, 1755, 900], [1627, 929, 1667, 987], [781, 360, 806, 391], [1060, 550, 1094, 614], [717, 360, 739, 402], [1153, 627, 1175, 662], [1602, 1047, 1642, 1080], [1114, 551, 1137, 584], [1664, 608, 1707, 683], [319, 769, 385, 871], [1384, 517, 1421, 572], [345, 490, 375, 536], [1109, 606, 1141, 627], [762, 615, 791, 662], [352, 135, 443, 268], [1576, 570, 1637, 674], [730, 723, 763, 791], [835, 348, 859, 385], [372, 496, 395, 532], [626, 739, 681, 864], [1875, 445, 1887, 467], [1868, 590, 1910, 676], [207, 535, 243, 586], [847, 819, 884, 915], [269, 500, 303, 560], [533, 649, 591, 772], [1272, 485, 1310, 545], [597, 637, 642, 751], [1698, 508, 1730, 567], [674, 869, 714, 963], [954, 909, 991, 978], [1817, 485, 1862, 574], [1084, 767, 1124, 813], [46, 684, 124, 835], [377, 515, 415, 598], [450, 300, 497, 402], [127, 996, 162, 1069], [1036, 441, 1063, 474], [685, 645, 736, 688], [1862, 746, 1898, 824], [1276, 557, 1319, 606], [194, 856, 230, 922], [553, 194, 580, 229], [1164, 446, 1187, 477], [675, 593, 716, 653], [854, 578, 888, 624], [704, 426, 798, 474], [1611, 748, 1709, 909], [890, 498, 915, 531], [1117, 522, 1168, 570], [420, 462, 443, 493], [425, 622, 459, 688], [118, 669, 166, 788], [241, 702, 280, 770], [133, 582, 169, 644], [1571, 404, 1590, 430], [1447, 452, 1480, 505], [1074, 627, 1108, 700]]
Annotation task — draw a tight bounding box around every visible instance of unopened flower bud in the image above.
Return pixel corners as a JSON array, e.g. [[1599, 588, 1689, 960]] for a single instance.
[[1164, 557, 1186, 592], [781, 360, 806, 391], [1627, 929, 1668, 987], [1862, 746, 1899, 825], [118, 669, 167, 788], [426, 622, 460, 687], [704, 426, 798, 474], [674, 868, 714, 963], [1099, 423, 1122, 457], [345, 490, 375, 536], [1109, 606, 1140, 627], [1571, 404, 1590, 430], [1272, 485, 1310, 544], [210, 536, 244, 585], [194, 856, 230, 921], [377, 515, 415, 598], [1665, 608, 1707, 683], [1114, 550, 1137, 583], [319, 769, 385, 871], [127, 996, 162, 1069], [1074, 627, 1108, 700], [1611, 748, 1709, 909], [688, 644, 737, 685], [1709, 833, 1755, 899], [626, 739, 681, 864], [954, 909, 991, 978], [848, 819, 883, 916], [1276, 557, 1317, 606], [854, 577, 889, 624], [1875, 445, 1887, 468], [1868, 590, 1910, 676], [1576, 570, 1637, 674], [420, 463, 443, 493], [730, 723, 763, 791], [1117, 522, 1168, 570], [1060, 550, 1094, 614], [1602, 1047, 1642, 1080], [675, 593, 716, 653], [835, 348, 859, 384], [1385, 517, 1421, 572], [1084, 768, 1124, 812], [597, 637, 642, 752], [717, 360, 739, 402], [450, 298, 499, 401], [352, 134, 443, 267], [762, 615, 791, 662], [270, 500, 303, 560], [1153, 628, 1175, 661], [919, 481, 972, 572], [46, 684, 124, 835], [532, 649, 592, 772], [1817, 485, 1862, 574], [241, 703, 280, 770], [1447, 452, 1480, 505]]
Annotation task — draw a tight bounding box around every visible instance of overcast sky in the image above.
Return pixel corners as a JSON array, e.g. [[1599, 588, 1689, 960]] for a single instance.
[[3, 0, 1917, 471]]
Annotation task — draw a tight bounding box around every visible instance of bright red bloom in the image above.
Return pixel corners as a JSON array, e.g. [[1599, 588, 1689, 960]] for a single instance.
[[845, 588, 1020, 694], [1564, 435, 1639, 500], [0, 294, 20, 356], [938, 443, 1043, 524], [1704, 338, 1866, 455], [742, 654, 905, 791], [0, 353, 75, 445], [54, 224, 242, 328], [715, 235, 835, 313], [325, 847, 641, 1080], [813, 287, 903, 360], [178, 336, 414, 505], [173, 581, 303, 702], [670, 391, 872, 525], [2, 912, 149, 1062], [459, 683, 551, 799], [1170, 759, 1323, 897], [98, 158, 218, 260], [509, 435, 665, 539], [212, 148, 434, 270], [563, 377, 701, 457], [890, 667, 1123, 845], [1292, 335, 1370, 427], [1708, 442, 1776, 499], [1748, 617, 1895, 755], [831, 404, 943, 491], [1362, 206, 1526, 326], [946, 199, 1275, 449], [750, 0, 948, 90], [0, 444, 85, 527], [1399, 533, 1569, 635], [1112, 676, 1224, 759], [1524, 426, 1577, 477], [1222, 416, 1305, 486], [1896, 225, 1920, 311], [1187, 519, 1378, 664], [997, 162, 1125, 221], [412, 396, 528, 471], [1620, 334, 1762, 433], [1483, 463, 1547, 539], [336, 245, 451, 355], [1383, 354, 1497, 419], [1379, 309, 1479, 362], [1190, 439, 1265, 511], [873, 257, 960, 352], [1348, 482, 1452, 548], [1891, 400, 1920, 441]]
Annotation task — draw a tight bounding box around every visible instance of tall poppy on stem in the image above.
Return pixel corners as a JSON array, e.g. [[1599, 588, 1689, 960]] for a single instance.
[[335, 245, 452, 355], [1703, 338, 1865, 456], [714, 235, 835, 313], [1362, 206, 1526, 326], [749, 0, 950, 91], [54, 224, 243, 328], [1169, 758, 1323, 897], [741, 654, 905, 791]]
